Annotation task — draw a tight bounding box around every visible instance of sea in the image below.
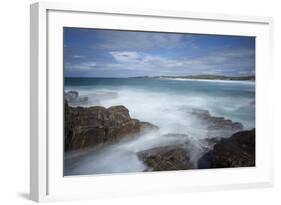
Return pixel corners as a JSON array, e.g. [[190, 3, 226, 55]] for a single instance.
[[64, 77, 255, 176]]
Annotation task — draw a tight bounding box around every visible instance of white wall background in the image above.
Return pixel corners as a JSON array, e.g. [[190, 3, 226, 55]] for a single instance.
[[0, 0, 280, 204]]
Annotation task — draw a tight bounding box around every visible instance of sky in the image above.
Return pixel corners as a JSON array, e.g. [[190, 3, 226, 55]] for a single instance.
[[64, 27, 255, 78]]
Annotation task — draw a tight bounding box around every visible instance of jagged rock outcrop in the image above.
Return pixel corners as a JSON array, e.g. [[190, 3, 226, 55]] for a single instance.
[[64, 101, 159, 151], [198, 129, 255, 168], [138, 129, 255, 171], [191, 109, 243, 131], [179, 107, 243, 138], [137, 144, 193, 171]]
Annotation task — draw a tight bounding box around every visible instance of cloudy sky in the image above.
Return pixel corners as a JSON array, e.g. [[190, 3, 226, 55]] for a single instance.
[[64, 27, 255, 78]]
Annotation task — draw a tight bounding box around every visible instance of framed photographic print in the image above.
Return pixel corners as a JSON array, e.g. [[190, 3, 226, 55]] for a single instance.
[[30, 2, 274, 202]]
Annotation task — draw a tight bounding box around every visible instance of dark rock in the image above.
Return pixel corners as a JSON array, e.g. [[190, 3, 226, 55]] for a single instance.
[[137, 144, 194, 171], [198, 151, 214, 169], [198, 129, 255, 168], [64, 103, 158, 151], [191, 109, 243, 135], [179, 107, 243, 138]]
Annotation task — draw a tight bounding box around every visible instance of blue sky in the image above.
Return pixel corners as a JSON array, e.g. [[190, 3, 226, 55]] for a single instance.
[[64, 27, 255, 77]]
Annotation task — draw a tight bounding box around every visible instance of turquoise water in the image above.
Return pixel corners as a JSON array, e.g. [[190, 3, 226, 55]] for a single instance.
[[65, 77, 255, 129], [64, 77, 255, 175]]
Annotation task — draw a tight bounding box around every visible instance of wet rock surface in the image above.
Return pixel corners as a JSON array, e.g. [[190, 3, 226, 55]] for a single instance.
[[136, 133, 200, 171], [198, 129, 255, 168], [64, 101, 159, 151], [137, 144, 194, 171], [179, 107, 243, 138], [137, 128, 255, 171]]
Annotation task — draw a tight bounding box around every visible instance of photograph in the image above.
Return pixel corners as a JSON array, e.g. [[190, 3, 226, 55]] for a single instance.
[[63, 27, 255, 176]]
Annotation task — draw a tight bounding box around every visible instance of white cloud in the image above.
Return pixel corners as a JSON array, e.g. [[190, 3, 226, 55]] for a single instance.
[[64, 48, 254, 76], [65, 61, 97, 71], [106, 48, 254, 75]]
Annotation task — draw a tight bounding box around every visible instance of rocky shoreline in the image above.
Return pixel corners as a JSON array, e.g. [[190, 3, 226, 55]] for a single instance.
[[198, 129, 255, 168], [64, 100, 159, 152], [137, 129, 255, 171], [64, 90, 255, 171]]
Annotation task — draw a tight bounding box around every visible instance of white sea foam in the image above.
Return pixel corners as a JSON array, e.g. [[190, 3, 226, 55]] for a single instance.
[[64, 82, 255, 175]]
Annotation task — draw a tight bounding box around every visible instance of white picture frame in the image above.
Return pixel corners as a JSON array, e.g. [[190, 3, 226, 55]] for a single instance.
[[30, 1, 274, 202]]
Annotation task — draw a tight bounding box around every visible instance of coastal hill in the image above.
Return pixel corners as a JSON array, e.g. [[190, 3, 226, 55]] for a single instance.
[[129, 75, 255, 81]]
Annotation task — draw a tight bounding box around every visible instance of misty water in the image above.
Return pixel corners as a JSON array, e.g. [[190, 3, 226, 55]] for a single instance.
[[64, 78, 255, 176]]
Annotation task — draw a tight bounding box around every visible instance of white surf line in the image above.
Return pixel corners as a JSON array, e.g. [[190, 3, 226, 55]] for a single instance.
[[159, 77, 255, 85]]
